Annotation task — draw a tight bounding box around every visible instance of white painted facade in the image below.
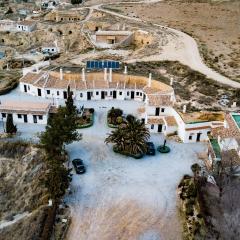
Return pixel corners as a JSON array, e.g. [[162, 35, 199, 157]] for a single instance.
[[19, 69, 225, 143], [1, 112, 48, 125], [16, 22, 36, 32]]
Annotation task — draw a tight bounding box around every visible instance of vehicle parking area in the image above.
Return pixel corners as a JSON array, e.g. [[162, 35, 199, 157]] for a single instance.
[[65, 100, 206, 240]]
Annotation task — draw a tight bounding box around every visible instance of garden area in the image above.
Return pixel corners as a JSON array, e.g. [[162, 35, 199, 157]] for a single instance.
[[76, 108, 94, 129], [107, 107, 124, 128]]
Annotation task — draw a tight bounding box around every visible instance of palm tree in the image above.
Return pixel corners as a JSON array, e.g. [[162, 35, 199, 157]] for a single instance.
[[105, 114, 150, 156]]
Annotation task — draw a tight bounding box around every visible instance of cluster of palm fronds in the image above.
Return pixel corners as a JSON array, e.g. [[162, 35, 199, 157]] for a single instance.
[[105, 115, 150, 155]]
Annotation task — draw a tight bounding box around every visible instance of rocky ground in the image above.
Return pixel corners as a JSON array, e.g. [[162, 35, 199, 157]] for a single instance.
[[105, 0, 240, 81], [0, 141, 48, 240]]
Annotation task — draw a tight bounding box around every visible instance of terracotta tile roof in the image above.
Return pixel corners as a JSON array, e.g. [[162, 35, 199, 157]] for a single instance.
[[186, 126, 211, 131], [0, 101, 50, 114], [148, 117, 165, 125], [20, 71, 174, 104], [165, 116, 177, 126], [148, 95, 173, 106], [212, 113, 240, 139]]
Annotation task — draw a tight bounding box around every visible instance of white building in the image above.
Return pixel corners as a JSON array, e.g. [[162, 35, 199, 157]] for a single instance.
[[42, 43, 59, 54], [16, 21, 36, 32], [19, 68, 225, 142], [0, 101, 51, 124]]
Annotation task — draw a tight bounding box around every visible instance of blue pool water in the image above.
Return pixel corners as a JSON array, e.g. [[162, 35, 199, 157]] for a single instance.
[[232, 114, 240, 128]]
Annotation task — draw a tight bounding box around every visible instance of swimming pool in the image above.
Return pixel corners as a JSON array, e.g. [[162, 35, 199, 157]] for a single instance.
[[232, 114, 240, 128]]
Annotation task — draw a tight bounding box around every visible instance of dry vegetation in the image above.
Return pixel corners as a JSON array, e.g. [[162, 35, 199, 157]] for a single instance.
[[126, 61, 240, 111], [107, 0, 240, 81], [0, 141, 49, 240]]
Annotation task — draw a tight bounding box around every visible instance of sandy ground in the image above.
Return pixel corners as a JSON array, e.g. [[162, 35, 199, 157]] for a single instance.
[[104, 0, 240, 81], [64, 100, 206, 240], [91, 3, 240, 88]]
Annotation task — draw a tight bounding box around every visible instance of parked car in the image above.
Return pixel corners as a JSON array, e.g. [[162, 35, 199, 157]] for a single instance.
[[72, 158, 86, 174], [146, 142, 156, 155]]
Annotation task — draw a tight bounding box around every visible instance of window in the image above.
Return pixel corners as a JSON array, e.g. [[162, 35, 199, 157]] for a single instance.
[[52, 49, 54, 51], [57, 91, 59, 96], [28, 85, 30, 90], [151, 124, 154, 129], [136, 92, 139, 96], [140, 92, 142, 96], [119, 91, 122, 95], [39, 115, 43, 120], [110, 91, 112, 95], [17, 114, 22, 119], [2, 113, 6, 118], [80, 93, 83, 98], [207, 131, 211, 135], [96, 91, 99, 95], [47, 90, 50, 94], [127, 91, 129, 96], [189, 135, 192, 140], [161, 108, 165, 113]]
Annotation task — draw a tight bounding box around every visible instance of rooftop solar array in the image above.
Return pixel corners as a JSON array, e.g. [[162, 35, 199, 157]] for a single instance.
[[86, 60, 120, 69]]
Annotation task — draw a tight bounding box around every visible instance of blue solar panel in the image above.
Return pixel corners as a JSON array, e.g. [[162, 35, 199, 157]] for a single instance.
[[86, 60, 120, 69], [87, 61, 91, 68]]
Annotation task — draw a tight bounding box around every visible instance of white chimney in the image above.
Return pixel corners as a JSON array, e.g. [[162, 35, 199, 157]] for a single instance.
[[124, 65, 127, 74], [109, 68, 112, 83], [183, 105, 186, 113], [104, 68, 107, 81], [170, 77, 173, 86], [232, 102, 237, 108], [82, 68, 85, 81], [60, 68, 63, 80], [148, 73, 152, 87]]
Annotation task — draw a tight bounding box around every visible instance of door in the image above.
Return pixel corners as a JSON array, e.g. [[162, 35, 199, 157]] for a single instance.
[[24, 85, 27, 92], [101, 91, 105, 99], [23, 115, 28, 123], [143, 94, 146, 102], [63, 91, 67, 99], [158, 124, 162, 133], [37, 88, 41, 96], [196, 133, 202, 142], [155, 107, 160, 116], [33, 115, 37, 124], [87, 92, 91, 100], [113, 90, 117, 99], [131, 91, 135, 99]]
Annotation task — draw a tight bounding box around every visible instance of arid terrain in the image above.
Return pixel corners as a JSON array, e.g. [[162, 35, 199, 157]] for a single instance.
[[103, 0, 240, 81]]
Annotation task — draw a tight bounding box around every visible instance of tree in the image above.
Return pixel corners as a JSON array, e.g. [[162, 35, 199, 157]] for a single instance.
[[191, 163, 201, 178], [105, 114, 150, 155], [6, 114, 17, 134]]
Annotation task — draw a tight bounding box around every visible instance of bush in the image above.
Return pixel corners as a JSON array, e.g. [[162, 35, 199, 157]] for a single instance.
[[89, 108, 94, 114], [71, 0, 82, 4]]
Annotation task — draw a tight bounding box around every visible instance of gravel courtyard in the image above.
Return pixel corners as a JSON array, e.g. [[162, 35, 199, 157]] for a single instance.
[[64, 101, 206, 240]]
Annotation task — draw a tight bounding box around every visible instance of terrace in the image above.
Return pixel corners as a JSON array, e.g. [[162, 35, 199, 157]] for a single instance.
[[179, 111, 225, 124]]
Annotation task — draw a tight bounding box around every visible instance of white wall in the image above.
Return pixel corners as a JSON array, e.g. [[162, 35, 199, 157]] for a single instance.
[[1, 112, 48, 125]]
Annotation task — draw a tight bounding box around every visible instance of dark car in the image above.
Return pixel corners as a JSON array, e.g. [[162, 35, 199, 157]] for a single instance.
[[72, 158, 86, 174], [146, 142, 156, 155]]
